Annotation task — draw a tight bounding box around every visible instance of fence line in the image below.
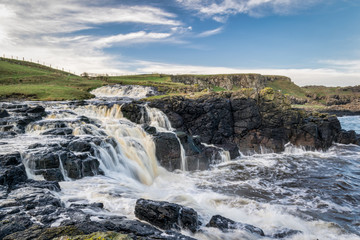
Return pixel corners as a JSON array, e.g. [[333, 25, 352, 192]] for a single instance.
[[0, 54, 77, 75]]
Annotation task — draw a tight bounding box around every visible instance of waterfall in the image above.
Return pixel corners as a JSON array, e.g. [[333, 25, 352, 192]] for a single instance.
[[72, 105, 159, 185], [90, 85, 158, 99], [198, 143, 231, 164], [144, 105, 188, 171]]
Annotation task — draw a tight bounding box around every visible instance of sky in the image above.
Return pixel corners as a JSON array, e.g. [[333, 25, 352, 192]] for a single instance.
[[0, 0, 359, 86]]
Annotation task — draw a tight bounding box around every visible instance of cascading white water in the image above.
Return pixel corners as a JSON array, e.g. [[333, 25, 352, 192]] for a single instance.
[[72, 104, 159, 185], [202, 142, 231, 164], [90, 85, 158, 99], [143, 104, 188, 171]]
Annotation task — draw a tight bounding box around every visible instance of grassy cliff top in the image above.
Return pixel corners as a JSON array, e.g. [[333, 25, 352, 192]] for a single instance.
[[171, 73, 290, 79]]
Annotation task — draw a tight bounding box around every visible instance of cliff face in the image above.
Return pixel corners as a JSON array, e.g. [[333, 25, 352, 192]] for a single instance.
[[148, 90, 358, 154], [170, 74, 291, 91]]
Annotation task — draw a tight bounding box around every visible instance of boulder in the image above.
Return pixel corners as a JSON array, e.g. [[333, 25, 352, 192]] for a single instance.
[[135, 198, 200, 233], [41, 127, 73, 136], [0, 164, 28, 190], [271, 228, 302, 239], [206, 215, 264, 236], [152, 132, 181, 171], [0, 109, 10, 118]]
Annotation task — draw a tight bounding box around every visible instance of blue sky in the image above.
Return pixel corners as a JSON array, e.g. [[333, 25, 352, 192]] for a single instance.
[[0, 0, 359, 86]]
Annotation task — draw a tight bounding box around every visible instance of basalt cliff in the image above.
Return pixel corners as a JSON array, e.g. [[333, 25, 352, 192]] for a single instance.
[[134, 88, 358, 156]]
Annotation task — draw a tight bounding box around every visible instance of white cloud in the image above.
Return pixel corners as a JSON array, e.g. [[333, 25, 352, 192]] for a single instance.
[[177, 0, 321, 20], [197, 27, 223, 37], [0, 1, 182, 74], [319, 59, 360, 72]]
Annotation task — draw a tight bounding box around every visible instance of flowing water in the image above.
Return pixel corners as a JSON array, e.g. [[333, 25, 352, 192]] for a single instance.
[[1, 86, 360, 239]]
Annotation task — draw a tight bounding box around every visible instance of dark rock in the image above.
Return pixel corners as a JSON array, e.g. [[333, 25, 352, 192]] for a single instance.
[[34, 169, 64, 182], [41, 127, 73, 136], [26, 105, 45, 114], [109, 218, 163, 237], [0, 152, 22, 167], [3, 225, 84, 240], [70, 202, 104, 209], [206, 215, 265, 236], [0, 164, 28, 190], [0, 109, 10, 118], [12, 180, 61, 192], [271, 228, 302, 238], [68, 139, 92, 152], [0, 216, 33, 239], [135, 198, 199, 233], [336, 130, 359, 144], [153, 132, 181, 171], [121, 103, 147, 124], [23, 146, 102, 181], [147, 92, 356, 153], [143, 124, 157, 135]]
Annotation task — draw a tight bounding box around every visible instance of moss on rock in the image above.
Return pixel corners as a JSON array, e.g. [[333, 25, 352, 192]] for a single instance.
[[54, 231, 132, 240]]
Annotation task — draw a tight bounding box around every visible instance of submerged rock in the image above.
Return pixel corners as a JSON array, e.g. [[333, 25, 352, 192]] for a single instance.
[[135, 198, 200, 233], [271, 228, 302, 239], [206, 215, 265, 236]]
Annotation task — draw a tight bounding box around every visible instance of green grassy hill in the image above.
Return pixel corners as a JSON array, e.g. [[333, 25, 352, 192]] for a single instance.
[[0, 58, 103, 100]]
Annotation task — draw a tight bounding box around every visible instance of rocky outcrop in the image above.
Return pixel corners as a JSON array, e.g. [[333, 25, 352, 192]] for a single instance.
[[0, 103, 46, 137], [206, 214, 265, 236], [171, 74, 291, 91], [148, 90, 358, 153], [135, 198, 199, 233], [23, 137, 104, 181]]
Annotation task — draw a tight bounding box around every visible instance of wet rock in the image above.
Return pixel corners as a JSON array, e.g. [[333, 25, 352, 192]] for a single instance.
[[336, 130, 359, 145], [0, 164, 28, 190], [62, 155, 101, 179], [3, 225, 84, 240], [26, 105, 45, 114], [153, 132, 181, 171], [70, 202, 104, 210], [271, 228, 302, 238], [0, 152, 22, 167], [34, 169, 64, 182], [206, 215, 265, 236], [41, 127, 73, 136], [121, 103, 147, 124], [68, 139, 92, 152], [12, 180, 61, 192], [143, 124, 157, 135], [0, 109, 10, 118], [0, 216, 33, 240], [135, 198, 200, 233], [108, 218, 163, 237], [23, 146, 102, 181]]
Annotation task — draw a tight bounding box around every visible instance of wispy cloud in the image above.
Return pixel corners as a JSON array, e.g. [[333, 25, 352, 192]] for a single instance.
[[319, 59, 360, 72], [177, 0, 322, 21], [0, 0, 183, 74], [197, 27, 223, 37]]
